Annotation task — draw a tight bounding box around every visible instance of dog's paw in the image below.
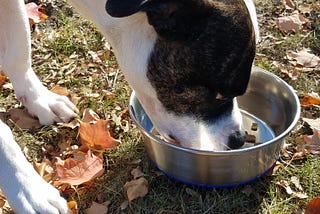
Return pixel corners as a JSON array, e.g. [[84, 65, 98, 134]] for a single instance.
[[9, 175, 70, 214], [11, 69, 78, 125], [22, 89, 78, 125], [0, 121, 70, 214]]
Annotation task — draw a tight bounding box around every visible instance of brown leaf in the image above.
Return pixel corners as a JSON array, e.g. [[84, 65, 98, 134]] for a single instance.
[[82, 109, 100, 123], [104, 91, 116, 100], [300, 92, 320, 106], [290, 176, 303, 191], [70, 92, 81, 106], [304, 129, 320, 154], [282, 0, 295, 10], [288, 48, 320, 68], [276, 180, 308, 198], [59, 119, 80, 129], [267, 161, 283, 176], [8, 108, 41, 129], [302, 118, 320, 131], [51, 86, 70, 96], [88, 51, 102, 64], [84, 201, 110, 214], [276, 180, 293, 195], [55, 150, 104, 186], [299, 3, 313, 15], [67, 201, 79, 214], [124, 177, 148, 202], [25, 3, 48, 24], [33, 158, 55, 182], [79, 120, 119, 151], [277, 12, 308, 33], [131, 167, 145, 179], [0, 74, 9, 86], [306, 198, 320, 214], [279, 68, 299, 80]]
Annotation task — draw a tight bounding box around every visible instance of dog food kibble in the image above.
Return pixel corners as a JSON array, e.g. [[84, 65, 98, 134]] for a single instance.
[[251, 122, 258, 131], [245, 133, 256, 143]]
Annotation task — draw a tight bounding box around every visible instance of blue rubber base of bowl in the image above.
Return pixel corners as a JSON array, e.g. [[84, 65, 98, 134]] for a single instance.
[[148, 157, 278, 188]]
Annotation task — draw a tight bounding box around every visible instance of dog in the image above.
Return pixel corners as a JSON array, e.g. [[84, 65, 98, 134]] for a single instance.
[[0, 0, 259, 213]]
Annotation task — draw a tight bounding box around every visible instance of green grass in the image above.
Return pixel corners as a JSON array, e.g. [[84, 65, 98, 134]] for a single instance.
[[1, 0, 319, 213]]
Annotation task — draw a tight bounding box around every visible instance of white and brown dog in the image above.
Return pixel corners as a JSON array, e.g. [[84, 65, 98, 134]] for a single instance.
[[0, 0, 259, 213]]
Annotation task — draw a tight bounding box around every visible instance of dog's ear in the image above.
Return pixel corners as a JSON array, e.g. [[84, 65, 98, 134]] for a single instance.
[[106, 0, 153, 17], [106, 0, 180, 18], [106, 0, 146, 17]]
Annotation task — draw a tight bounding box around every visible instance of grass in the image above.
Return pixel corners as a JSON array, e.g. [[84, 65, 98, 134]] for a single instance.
[[1, 0, 320, 213]]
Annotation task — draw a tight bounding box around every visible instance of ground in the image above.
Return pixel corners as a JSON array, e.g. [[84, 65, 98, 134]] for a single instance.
[[0, 0, 319, 213]]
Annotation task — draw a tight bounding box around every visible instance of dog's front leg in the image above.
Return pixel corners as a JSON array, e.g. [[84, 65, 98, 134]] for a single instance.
[[0, 0, 78, 125], [0, 120, 70, 214], [0, 0, 73, 213]]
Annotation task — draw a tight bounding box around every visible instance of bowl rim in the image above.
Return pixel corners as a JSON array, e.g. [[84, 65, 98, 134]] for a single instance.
[[129, 67, 301, 155]]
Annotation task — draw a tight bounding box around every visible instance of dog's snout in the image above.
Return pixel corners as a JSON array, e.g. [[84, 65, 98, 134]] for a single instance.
[[227, 131, 246, 149]]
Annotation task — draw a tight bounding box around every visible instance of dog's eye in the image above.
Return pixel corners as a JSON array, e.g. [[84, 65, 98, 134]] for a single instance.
[[174, 85, 184, 94]]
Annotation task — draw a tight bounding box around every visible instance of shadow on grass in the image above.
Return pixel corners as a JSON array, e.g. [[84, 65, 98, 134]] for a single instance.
[[128, 166, 274, 214], [95, 149, 274, 214]]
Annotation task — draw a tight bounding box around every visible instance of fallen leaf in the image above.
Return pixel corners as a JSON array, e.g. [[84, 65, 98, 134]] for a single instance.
[[288, 48, 320, 68], [85, 93, 100, 98], [282, 0, 295, 10], [67, 201, 79, 214], [304, 129, 320, 154], [51, 86, 70, 96], [131, 167, 145, 179], [8, 108, 41, 129], [82, 109, 100, 123], [302, 118, 320, 131], [104, 91, 116, 100], [294, 192, 308, 199], [33, 158, 55, 182], [59, 119, 80, 129], [305, 198, 320, 214], [55, 150, 104, 186], [291, 176, 303, 191], [279, 68, 299, 80], [25, 3, 48, 25], [267, 161, 283, 176], [88, 51, 102, 64], [300, 92, 320, 106], [79, 120, 119, 151], [0, 74, 9, 86], [0, 189, 11, 212], [299, 3, 313, 15], [124, 177, 148, 202], [70, 92, 81, 106], [58, 139, 75, 152], [277, 12, 309, 33], [276, 180, 293, 195], [2, 82, 13, 90], [120, 201, 129, 211], [84, 201, 110, 214], [276, 180, 308, 198]]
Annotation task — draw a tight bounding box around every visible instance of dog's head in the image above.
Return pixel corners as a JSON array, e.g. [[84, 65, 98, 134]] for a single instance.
[[105, 0, 257, 150]]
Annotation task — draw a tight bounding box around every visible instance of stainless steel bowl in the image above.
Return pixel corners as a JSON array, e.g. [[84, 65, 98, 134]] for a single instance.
[[129, 66, 300, 187]]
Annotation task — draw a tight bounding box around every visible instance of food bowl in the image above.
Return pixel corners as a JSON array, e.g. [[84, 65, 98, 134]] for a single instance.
[[129, 66, 300, 187]]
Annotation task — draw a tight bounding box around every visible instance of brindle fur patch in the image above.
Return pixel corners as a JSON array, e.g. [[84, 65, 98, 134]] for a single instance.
[[144, 0, 256, 121]]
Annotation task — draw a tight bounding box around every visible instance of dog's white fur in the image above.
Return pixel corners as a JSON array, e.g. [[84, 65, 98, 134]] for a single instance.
[[70, 0, 259, 151], [0, 0, 259, 213]]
